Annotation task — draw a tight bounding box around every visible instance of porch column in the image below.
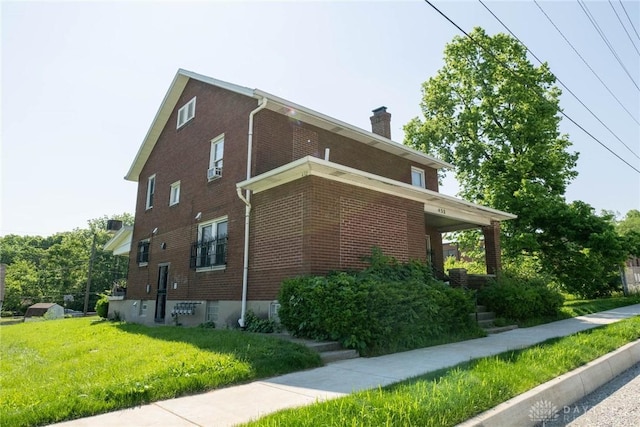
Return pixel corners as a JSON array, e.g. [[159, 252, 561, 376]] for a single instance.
[[482, 220, 501, 275]]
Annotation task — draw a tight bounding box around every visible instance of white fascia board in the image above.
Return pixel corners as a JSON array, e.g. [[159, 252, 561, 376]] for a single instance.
[[103, 226, 133, 255], [237, 157, 516, 225]]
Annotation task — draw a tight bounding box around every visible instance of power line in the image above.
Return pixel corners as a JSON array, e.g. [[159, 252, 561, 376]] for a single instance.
[[577, 0, 640, 91], [618, 0, 640, 41], [608, 0, 640, 56], [422, 0, 640, 175], [479, 0, 640, 160], [534, 0, 640, 126]]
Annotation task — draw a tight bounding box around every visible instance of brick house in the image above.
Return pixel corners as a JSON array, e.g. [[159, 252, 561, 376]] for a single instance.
[[105, 69, 515, 327]]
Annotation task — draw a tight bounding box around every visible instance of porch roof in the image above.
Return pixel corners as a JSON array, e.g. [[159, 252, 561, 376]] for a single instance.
[[237, 156, 516, 232], [103, 226, 133, 256]]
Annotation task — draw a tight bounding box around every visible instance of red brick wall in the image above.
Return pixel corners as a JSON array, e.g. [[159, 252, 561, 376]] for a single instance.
[[128, 80, 259, 302], [247, 176, 427, 299], [253, 112, 439, 191]]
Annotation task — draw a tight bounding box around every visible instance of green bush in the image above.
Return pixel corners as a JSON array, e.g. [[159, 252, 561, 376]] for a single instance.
[[244, 310, 280, 333], [95, 294, 109, 319], [478, 271, 563, 322], [278, 250, 478, 356]]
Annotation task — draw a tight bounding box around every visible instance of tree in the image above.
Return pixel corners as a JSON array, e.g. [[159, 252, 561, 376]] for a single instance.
[[615, 210, 640, 259], [404, 27, 578, 256], [535, 201, 626, 298], [0, 213, 133, 313]]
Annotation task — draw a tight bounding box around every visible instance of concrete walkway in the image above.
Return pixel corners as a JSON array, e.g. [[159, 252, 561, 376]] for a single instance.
[[52, 304, 640, 427]]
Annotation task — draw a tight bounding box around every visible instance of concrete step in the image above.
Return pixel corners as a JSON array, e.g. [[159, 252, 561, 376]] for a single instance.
[[484, 324, 519, 334], [320, 349, 360, 364], [477, 319, 496, 328], [304, 340, 343, 353], [469, 311, 496, 321]]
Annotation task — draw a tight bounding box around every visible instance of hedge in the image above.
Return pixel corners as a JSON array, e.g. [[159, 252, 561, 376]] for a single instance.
[[277, 251, 479, 356]]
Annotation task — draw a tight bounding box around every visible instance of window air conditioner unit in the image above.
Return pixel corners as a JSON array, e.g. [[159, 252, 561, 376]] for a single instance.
[[207, 167, 222, 180]]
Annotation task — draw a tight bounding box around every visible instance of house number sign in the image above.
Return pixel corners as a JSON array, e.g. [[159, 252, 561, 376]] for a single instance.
[[438, 208, 446, 214]]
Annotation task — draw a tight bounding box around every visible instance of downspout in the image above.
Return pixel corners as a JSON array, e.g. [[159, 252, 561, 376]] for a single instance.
[[238, 97, 268, 327]]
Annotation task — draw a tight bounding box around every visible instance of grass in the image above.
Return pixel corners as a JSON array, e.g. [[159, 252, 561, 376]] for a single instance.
[[0, 318, 321, 427], [513, 293, 640, 327], [246, 316, 640, 426]]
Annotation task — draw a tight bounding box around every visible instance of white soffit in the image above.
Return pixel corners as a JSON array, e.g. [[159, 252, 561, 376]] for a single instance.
[[237, 157, 516, 229]]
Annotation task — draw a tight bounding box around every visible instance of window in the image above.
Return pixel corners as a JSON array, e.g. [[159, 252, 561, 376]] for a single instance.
[[137, 240, 150, 265], [146, 175, 156, 209], [177, 97, 196, 128], [206, 301, 219, 323], [208, 135, 224, 180], [411, 167, 425, 188], [169, 181, 181, 206], [191, 217, 228, 269]]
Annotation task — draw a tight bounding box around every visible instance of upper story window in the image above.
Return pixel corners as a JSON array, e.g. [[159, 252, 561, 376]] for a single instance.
[[169, 181, 181, 206], [137, 239, 150, 266], [177, 97, 196, 129], [411, 167, 425, 188], [191, 217, 228, 270], [208, 135, 224, 181], [146, 175, 156, 209]]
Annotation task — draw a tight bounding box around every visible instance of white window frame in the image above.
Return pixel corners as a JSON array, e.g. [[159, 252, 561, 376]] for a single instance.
[[177, 96, 196, 128], [146, 174, 156, 210], [208, 134, 224, 181], [195, 216, 228, 271], [411, 167, 425, 188], [169, 181, 181, 206]]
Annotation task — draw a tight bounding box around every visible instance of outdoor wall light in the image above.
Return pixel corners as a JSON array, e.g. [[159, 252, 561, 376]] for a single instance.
[[146, 284, 151, 294]]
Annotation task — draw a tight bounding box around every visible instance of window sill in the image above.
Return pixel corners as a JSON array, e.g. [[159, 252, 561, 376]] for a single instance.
[[138, 262, 148, 267], [196, 265, 226, 273]]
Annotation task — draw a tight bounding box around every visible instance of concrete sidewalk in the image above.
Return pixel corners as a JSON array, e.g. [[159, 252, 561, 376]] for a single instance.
[[52, 304, 640, 427]]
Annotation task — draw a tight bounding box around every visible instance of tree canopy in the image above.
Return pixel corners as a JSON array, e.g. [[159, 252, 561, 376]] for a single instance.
[[404, 27, 578, 256], [0, 213, 133, 314], [404, 27, 629, 298]]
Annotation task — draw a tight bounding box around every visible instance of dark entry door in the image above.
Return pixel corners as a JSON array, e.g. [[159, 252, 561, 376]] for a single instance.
[[155, 265, 169, 322]]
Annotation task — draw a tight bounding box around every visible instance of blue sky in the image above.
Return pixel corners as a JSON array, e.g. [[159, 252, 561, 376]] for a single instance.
[[2, 0, 639, 237]]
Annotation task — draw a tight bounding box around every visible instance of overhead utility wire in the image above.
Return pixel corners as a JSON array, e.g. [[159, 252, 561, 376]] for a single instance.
[[577, 0, 640, 91], [422, 0, 640, 175], [534, 1, 639, 125], [480, 0, 640, 160], [608, 0, 640, 56], [618, 0, 640, 41]]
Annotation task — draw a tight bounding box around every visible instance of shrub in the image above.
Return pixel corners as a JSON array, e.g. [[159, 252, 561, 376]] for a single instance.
[[95, 294, 109, 319], [198, 321, 216, 329], [478, 271, 563, 322], [245, 310, 280, 333], [278, 250, 478, 356]]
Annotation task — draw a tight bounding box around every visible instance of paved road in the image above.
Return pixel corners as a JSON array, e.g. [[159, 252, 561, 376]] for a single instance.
[[543, 362, 640, 426]]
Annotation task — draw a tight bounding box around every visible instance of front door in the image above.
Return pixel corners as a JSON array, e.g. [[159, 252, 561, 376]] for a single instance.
[[155, 265, 169, 322]]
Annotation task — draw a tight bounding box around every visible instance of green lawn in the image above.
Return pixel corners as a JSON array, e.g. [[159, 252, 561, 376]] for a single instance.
[[0, 318, 321, 427], [246, 316, 640, 426]]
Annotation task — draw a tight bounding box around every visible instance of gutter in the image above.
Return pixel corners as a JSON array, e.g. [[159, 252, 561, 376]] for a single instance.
[[237, 97, 268, 327]]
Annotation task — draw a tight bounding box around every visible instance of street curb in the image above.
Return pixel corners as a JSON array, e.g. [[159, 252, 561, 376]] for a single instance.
[[457, 339, 640, 427]]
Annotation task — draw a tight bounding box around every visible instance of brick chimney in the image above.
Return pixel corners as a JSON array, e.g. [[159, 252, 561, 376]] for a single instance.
[[370, 106, 391, 139]]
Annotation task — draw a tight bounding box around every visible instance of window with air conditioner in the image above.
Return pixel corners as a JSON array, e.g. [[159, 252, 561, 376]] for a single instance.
[[411, 167, 425, 188], [191, 217, 228, 270], [177, 97, 196, 128], [208, 135, 224, 181], [169, 181, 180, 206], [146, 175, 156, 210]]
